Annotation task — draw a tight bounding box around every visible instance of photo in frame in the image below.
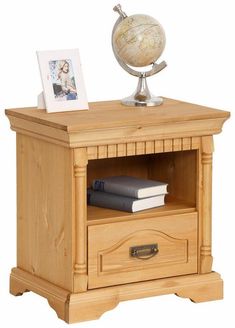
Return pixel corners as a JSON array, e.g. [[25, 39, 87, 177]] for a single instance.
[[37, 49, 89, 113]]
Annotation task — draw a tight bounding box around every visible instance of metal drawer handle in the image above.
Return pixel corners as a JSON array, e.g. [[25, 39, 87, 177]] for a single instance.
[[130, 243, 159, 260]]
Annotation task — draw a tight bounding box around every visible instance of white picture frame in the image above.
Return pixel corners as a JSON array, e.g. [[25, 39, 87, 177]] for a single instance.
[[37, 49, 89, 113]]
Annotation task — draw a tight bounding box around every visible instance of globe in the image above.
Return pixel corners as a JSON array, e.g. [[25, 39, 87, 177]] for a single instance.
[[112, 4, 167, 107], [113, 14, 166, 68]]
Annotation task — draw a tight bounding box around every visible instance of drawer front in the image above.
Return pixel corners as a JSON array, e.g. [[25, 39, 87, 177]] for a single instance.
[[88, 213, 198, 289]]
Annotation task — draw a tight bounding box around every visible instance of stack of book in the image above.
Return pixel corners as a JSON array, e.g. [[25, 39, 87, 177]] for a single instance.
[[87, 175, 168, 213]]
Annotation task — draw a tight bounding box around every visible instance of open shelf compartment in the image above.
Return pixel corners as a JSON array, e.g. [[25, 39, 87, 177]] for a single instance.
[[87, 150, 198, 223]]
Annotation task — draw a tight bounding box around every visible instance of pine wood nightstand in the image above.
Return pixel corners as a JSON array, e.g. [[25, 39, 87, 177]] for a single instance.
[[6, 98, 230, 323]]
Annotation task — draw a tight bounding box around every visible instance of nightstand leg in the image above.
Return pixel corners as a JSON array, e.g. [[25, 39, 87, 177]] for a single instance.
[[10, 268, 69, 322], [176, 274, 223, 302], [10, 268, 224, 323], [10, 271, 29, 296]]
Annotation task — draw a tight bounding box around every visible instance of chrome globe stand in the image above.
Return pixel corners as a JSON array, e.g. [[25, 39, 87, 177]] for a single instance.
[[122, 72, 163, 107], [112, 4, 167, 107]]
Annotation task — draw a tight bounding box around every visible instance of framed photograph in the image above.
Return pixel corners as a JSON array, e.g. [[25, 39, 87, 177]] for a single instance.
[[37, 49, 89, 113]]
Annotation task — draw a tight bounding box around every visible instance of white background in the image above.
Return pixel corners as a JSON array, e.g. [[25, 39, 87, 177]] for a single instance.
[[0, 0, 234, 327]]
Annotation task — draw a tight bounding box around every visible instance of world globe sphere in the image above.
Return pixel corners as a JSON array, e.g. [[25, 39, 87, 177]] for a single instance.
[[113, 14, 166, 67]]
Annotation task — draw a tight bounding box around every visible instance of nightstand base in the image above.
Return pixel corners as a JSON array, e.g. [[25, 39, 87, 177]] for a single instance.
[[10, 267, 223, 324]]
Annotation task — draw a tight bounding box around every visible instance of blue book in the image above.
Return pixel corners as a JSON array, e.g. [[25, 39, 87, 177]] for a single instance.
[[87, 189, 166, 213], [92, 175, 168, 199]]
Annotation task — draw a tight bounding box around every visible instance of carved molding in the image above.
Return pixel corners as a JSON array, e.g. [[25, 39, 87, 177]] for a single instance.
[[86, 137, 201, 160], [10, 267, 224, 323], [201, 153, 212, 165], [200, 245, 212, 256]]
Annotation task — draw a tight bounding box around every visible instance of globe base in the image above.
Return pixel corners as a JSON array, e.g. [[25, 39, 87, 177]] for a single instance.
[[122, 95, 163, 107], [121, 74, 163, 107]]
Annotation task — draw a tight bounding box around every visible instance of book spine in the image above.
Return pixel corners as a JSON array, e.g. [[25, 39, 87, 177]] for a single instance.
[[92, 179, 105, 192], [92, 179, 136, 198], [87, 190, 133, 212]]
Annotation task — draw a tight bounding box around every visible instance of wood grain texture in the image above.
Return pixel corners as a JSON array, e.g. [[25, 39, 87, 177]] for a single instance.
[[87, 155, 149, 187], [175, 275, 223, 302], [200, 136, 214, 273], [10, 268, 223, 324], [6, 99, 229, 323], [16, 134, 74, 291], [73, 148, 88, 292], [10, 268, 70, 322], [6, 99, 230, 148], [87, 200, 196, 225], [5, 98, 230, 131], [88, 213, 197, 289], [149, 151, 197, 204]]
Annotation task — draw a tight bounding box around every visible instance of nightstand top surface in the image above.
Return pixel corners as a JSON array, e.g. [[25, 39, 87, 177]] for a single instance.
[[6, 98, 230, 133]]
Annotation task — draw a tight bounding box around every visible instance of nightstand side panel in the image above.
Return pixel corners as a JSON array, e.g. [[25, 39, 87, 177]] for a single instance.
[[17, 134, 74, 291]]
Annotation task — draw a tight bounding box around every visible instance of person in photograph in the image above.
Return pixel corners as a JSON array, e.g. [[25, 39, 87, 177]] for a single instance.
[[58, 60, 77, 100]]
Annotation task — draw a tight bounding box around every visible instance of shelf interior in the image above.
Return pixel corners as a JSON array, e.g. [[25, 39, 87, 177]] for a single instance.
[[87, 150, 197, 225]]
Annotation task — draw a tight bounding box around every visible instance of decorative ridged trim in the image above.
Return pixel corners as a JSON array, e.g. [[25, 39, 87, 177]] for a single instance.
[[74, 263, 87, 275], [201, 154, 212, 165], [200, 245, 212, 256], [86, 137, 201, 160]]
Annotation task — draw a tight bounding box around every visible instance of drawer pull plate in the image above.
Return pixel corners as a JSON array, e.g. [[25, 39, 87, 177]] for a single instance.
[[130, 243, 158, 260]]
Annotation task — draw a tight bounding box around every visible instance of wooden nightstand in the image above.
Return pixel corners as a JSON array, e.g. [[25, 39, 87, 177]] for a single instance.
[[6, 98, 230, 323]]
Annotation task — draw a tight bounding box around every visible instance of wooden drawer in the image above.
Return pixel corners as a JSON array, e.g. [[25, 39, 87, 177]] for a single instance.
[[88, 213, 198, 289]]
